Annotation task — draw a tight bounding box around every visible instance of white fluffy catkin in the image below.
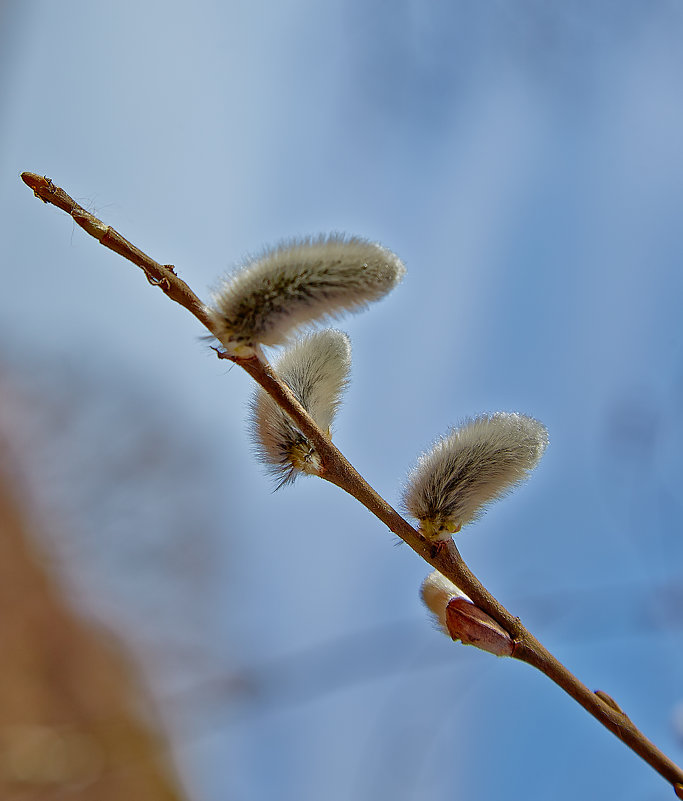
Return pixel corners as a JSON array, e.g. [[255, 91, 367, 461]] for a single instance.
[[208, 235, 405, 355], [403, 413, 548, 541], [421, 570, 470, 635], [250, 329, 352, 487]]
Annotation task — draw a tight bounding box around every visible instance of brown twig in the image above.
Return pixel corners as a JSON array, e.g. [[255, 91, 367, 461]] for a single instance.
[[21, 171, 683, 793], [20, 172, 211, 328]]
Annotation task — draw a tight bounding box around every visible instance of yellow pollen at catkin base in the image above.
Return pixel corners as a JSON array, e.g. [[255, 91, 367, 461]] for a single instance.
[[420, 519, 462, 542]]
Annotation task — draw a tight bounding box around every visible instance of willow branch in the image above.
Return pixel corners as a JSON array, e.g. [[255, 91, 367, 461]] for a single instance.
[[21, 172, 683, 795], [20, 172, 211, 328]]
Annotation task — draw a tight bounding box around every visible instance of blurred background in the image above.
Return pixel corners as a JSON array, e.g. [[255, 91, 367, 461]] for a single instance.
[[2, 1, 683, 799]]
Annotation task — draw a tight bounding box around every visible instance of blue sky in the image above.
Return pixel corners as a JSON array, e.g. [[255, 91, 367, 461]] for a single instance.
[[2, 2, 683, 800]]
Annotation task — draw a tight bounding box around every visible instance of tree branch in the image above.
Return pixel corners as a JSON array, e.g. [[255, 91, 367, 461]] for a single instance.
[[21, 171, 683, 795], [20, 172, 211, 328]]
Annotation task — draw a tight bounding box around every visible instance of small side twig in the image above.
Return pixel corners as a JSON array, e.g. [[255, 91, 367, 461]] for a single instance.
[[21, 172, 683, 795]]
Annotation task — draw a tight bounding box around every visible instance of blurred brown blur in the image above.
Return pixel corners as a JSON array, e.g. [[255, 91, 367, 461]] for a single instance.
[[0, 438, 189, 800]]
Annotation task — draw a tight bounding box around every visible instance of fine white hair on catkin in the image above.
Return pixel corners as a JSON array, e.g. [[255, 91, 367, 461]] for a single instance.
[[208, 234, 406, 354], [421, 570, 470, 635], [403, 413, 548, 541], [251, 329, 352, 487]]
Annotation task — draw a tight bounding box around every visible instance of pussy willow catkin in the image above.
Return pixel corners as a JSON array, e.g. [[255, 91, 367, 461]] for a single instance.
[[208, 235, 405, 355], [403, 412, 548, 541], [250, 329, 352, 486]]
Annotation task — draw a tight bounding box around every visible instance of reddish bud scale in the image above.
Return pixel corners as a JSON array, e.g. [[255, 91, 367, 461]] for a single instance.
[[445, 598, 515, 657]]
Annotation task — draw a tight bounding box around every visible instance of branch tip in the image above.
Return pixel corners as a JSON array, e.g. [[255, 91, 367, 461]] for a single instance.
[[21, 171, 51, 199]]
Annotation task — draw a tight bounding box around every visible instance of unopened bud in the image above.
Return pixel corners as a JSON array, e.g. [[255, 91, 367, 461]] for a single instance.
[[594, 690, 625, 714], [420, 570, 471, 635], [445, 597, 515, 657]]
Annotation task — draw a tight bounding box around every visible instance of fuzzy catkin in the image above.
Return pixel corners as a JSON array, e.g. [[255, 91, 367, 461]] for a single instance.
[[251, 329, 352, 487], [421, 570, 469, 634], [208, 235, 405, 354], [403, 413, 548, 541]]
